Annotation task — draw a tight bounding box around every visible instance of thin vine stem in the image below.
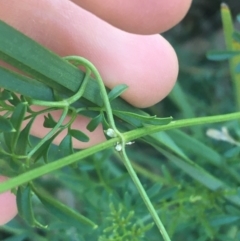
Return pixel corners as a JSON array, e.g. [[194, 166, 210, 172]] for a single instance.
[[27, 107, 69, 159], [1, 111, 240, 194], [61, 108, 78, 128], [120, 143, 171, 241], [63, 56, 171, 240], [63, 56, 118, 131], [2, 55, 240, 239], [25, 107, 59, 119], [28, 68, 91, 107], [26, 64, 92, 160]]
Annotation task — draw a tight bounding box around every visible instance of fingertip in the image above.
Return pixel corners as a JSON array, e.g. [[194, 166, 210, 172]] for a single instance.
[[132, 36, 178, 108], [72, 0, 192, 34], [98, 34, 179, 108], [0, 176, 18, 225]]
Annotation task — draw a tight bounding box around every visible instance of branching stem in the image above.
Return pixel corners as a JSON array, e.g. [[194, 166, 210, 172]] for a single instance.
[[63, 56, 171, 241]]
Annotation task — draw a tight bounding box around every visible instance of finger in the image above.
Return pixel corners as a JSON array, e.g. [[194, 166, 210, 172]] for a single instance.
[[0, 0, 178, 108], [71, 0, 192, 34], [0, 176, 18, 225]]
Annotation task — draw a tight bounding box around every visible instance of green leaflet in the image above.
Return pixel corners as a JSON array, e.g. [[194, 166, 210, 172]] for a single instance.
[[32, 185, 97, 229], [4, 102, 27, 152], [16, 184, 45, 228], [108, 84, 128, 102], [0, 116, 15, 133], [86, 113, 103, 132], [31, 131, 61, 163], [69, 129, 90, 143], [43, 113, 58, 128], [0, 89, 12, 101], [113, 110, 172, 125], [16, 185, 35, 226], [58, 134, 74, 158], [7, 92, 21, 107], [15, 117, 35, 156]]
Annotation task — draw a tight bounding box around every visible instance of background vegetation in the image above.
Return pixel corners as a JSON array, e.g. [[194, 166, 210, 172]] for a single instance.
[[1, 1, 240, 241]]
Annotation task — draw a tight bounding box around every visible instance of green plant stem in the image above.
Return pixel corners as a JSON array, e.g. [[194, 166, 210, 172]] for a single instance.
[[26, 68, 92, 160], [30, 183, 98, 229], [2, 54, 240, 239], [63, 56, 118, 130], [61, 108, 78, 128], [26, 107, 58, 119], [27, 107, 68, 159], [127, 111, 240, 140], [1, 111, 240, 193], [29, 68, 91, 107], [120, 144, 171, 241], [64, 56, 171, 239]]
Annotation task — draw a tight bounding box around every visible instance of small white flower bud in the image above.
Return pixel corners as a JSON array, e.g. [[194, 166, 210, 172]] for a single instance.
[[105, 128, 117, 138], [115, 143, 122, 152]]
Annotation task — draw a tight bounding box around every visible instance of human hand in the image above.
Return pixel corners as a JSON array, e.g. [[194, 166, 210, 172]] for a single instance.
[[0, 0, 192, 225]]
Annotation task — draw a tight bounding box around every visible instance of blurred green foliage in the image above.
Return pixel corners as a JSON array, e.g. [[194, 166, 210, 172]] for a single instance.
[[1, 2, 240, 241]]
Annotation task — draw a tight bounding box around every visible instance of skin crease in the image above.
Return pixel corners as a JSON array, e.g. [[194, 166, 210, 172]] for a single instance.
[[0, 0, 192, 225]]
